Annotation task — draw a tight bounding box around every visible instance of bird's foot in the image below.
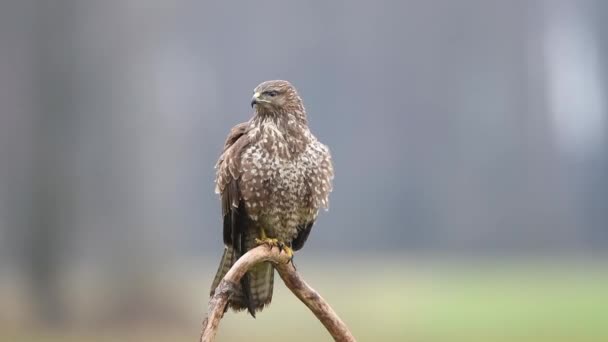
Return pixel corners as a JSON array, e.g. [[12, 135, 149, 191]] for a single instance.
[[280, 245, 294, 261], [255, 238, 293, 262], [255, 237, 280, 248]]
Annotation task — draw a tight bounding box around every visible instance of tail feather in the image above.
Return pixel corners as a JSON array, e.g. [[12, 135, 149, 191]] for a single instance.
[[211, 246, 274, 316]]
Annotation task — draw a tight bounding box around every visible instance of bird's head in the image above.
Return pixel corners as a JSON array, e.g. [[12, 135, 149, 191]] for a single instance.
[[251, 80, 304, 116]]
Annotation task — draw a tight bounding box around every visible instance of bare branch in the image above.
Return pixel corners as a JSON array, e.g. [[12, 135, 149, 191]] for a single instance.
[[200, 245, 356, 342]]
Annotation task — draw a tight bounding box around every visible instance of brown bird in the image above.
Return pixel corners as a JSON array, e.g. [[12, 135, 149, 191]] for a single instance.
[[210, 80, 334, 316]]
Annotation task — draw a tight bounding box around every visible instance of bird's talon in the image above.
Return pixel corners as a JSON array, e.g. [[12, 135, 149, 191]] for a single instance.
[[282, 246, 294, 262], [255, 237, 280, 248]]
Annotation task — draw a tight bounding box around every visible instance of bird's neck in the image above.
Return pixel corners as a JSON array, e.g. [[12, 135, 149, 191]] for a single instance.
[[254, 105, 307, 124], [250, 111, 311, 155]]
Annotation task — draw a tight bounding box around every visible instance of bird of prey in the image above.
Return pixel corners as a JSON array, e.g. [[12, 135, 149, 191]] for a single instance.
[[210, 80, 334, 317]]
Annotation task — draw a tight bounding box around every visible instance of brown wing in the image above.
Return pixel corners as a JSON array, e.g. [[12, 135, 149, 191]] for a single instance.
[[216, 122, 259, 315], [216, 122, 251, 248], [292, 222, 314, 251]]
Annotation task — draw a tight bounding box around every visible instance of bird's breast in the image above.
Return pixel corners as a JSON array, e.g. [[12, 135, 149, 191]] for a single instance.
[[240, 138, 318, 223]]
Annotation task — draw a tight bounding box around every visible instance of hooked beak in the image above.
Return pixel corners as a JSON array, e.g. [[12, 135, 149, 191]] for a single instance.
[[251, 92, 260, 108], [251, 92, 271, 108]]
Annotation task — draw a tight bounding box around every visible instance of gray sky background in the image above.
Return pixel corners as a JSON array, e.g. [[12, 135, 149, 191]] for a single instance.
[[0, 0, 607, 324], [2, 0, 608, 260]]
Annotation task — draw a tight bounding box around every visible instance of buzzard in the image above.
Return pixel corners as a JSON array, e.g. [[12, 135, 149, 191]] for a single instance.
[[210, 80, 334, 316]]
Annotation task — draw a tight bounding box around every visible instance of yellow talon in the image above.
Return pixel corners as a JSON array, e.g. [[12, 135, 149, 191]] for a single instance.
[[256, 227, 293, 261], [282, 246, 294, 259], [256, 228, 279, 247], [255, 237, 279, 247]]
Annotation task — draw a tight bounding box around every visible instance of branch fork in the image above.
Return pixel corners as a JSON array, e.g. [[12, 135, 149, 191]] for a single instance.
[[200, 245, 355, 342]]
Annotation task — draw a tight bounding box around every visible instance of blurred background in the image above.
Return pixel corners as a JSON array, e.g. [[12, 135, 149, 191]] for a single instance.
[[1, 0, 607, 341]]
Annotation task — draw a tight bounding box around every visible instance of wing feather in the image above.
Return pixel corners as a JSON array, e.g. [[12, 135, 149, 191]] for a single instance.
[[292, 222, 314, 251], [216, 122, 251, 246], [216, 121, 258, 315]]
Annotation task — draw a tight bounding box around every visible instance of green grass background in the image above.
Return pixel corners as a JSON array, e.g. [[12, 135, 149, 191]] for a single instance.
[[3, 259, 607, 341]]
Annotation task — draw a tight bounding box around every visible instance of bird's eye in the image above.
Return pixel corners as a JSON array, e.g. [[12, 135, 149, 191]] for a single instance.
[[266, 91, 278, 97]]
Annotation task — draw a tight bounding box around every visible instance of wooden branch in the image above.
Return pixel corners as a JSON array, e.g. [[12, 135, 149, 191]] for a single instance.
[[200, 245, 356, 342]]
